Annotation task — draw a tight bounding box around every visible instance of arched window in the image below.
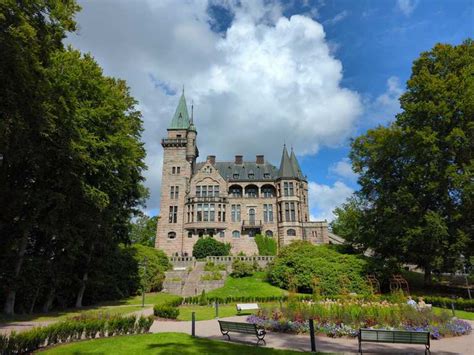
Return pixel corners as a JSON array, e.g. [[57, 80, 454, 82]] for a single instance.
[[168, 232, 176, 239], [229, 185, 243, 197], [245, 184, 258, 198], [287, 229, 296, 236], [262, 185, 276, 198], [232, 230, 240, 238], [265, 230, 273, 237]]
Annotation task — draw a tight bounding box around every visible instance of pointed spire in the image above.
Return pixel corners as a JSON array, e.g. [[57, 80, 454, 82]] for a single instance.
[[169, 90, 190, 129], [278, 144, 296, 178], [290, 148, 304, 180]]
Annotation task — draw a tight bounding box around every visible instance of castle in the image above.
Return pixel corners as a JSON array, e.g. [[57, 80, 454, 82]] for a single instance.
[[155, 92, 329, 256]]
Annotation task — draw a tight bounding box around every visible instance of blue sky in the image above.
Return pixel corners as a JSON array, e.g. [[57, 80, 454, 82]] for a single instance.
[[67, 0, 473, 220]]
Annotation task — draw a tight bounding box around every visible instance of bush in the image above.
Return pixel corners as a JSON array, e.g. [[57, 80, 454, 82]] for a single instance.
[[204, 261, 226, 272], [268, 241, 371, 295], [231, 259, 256, 278], [423, 296, 474, 312], [153, 304, 179, 319], [0, 314, 154, 354], [255, 234, 277, 255], [201, 271, 223, 281], [192, 237, 231, 259]]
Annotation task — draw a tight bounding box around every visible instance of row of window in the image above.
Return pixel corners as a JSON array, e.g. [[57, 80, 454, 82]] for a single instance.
[[166, 229, 297, 239], [196, 185, 219, 197], [231, 172, 271, 179], [171, 166, 181, 174]]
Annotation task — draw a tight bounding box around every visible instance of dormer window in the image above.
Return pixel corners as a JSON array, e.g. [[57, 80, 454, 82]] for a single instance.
[[263, 173, 270, 179], [233, 173, 239, 179], [248, 172, 254, 179]]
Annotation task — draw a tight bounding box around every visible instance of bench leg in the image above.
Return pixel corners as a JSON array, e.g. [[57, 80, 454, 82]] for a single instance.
[[221, 331, 230, 341], [425, 344, 430, 354], [257, 336, 266, 346]]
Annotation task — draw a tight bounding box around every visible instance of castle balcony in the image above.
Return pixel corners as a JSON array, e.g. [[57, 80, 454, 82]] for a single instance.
[[186, 196, 228, 204], [184, 221, 227, 230], [242, 220, 263, 229], [161, 138, 188, 147]]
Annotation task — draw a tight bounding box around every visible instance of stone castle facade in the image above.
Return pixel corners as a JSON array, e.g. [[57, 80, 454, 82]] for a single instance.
[[155, 92, 329, 256]]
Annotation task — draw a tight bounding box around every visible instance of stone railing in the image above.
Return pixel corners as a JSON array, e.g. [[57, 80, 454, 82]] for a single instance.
[[206, 255, 274, 267], [170, 256, 196, 268]]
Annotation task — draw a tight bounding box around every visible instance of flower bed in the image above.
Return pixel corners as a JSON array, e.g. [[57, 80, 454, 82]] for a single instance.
[[246, 299, 472, 339]]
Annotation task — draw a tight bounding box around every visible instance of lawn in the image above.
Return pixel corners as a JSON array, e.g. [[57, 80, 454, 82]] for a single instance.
[[178, 304, 258, 321], [207, 272, 287, 298], [41, 332, 318, 354], [0, 292, 178, 324], [433, 307, 474, 320]]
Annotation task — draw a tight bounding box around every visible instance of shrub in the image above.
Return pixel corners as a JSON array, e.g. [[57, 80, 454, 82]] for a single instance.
[[268, 241, 371, 295], [192, 237, 231, 259], [201, 271, 223, 281], [231, 259, 256, 278], [199, 290, 207, 306], [204, 261, 226, 272], [153, 304, 179, 319], [423, 296, 474, 312], [255, 234, 277, 255]]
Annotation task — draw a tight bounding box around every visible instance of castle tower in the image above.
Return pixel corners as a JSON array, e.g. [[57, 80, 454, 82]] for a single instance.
[[276, 145, 304, 247], [155, 91, 198, 256]]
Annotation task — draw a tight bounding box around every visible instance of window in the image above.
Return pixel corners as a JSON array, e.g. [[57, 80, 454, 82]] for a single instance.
[[198, 231, 204, 238], [177, 134, 182, 138], [210, 204, 215, 221], [263, 204, 273, 222], [262, 186, 275, 198], [197, 204, 203, 221], [230, 186, 242, 197], [196, 203, 215, 221], [265, 230, 273, 237], [263, 173, 270, 179], [170, 186, 179, 199], [214, 185, 220, 197], [248, 172, 254, 179], [169, 206, 178, 223], [231, 204, 241, 222], [168, 231, 176, 239], [245, 186, 258, 198], [219, 231, 225, 238], [177, 167, 181, 174], [172, 167, 176, 174], [188, 232, 193, 238], [283, 182, 294, 196], [232, 230, 240, 238], [196, 185, 201, 197], [249, 208, 256, 224], [284, 202, 290, 222], [287, 229, 296, 236], [233, 173, 239, 179], [284, 202, 296, 222]]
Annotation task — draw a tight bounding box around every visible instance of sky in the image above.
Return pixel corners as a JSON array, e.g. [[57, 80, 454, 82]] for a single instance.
[[66, 0, 473, 221]]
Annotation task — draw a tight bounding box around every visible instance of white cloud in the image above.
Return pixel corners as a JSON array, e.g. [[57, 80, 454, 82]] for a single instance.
[[329, 158, 358, 182], [308, 181, 354, 222], [67, 0, 362, 213], [396, 0, 418, 16], [324, 10, 349, 26], [363, 75, 403, 125]]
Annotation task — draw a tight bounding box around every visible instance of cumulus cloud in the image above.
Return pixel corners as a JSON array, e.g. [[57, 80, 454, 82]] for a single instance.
[[324, 10, 349, 26], [329, 158, 358, 182], [363, 75, 403, 125], [308, 181, 354, 221], [396, 0, 418, 16], [67, 0, 362, 213]]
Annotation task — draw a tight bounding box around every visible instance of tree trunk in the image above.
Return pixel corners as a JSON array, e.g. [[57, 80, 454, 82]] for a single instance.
[[75, 272, 88, 308], [424, 266, 432, 286], [3, 231, 29, 315], [42, 288, 55, 313], [29, 288, 40, 314]]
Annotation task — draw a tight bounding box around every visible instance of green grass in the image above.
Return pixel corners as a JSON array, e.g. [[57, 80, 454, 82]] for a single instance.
[[41, 332, 318, 354], [0, 292, 178, 324], [207, 272, 287, 298], [433, 306, 474, 320]]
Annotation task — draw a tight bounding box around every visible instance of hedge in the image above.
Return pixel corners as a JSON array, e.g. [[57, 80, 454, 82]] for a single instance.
[[0, 314, 154, 354], [152, 296, 183, 319], [182, 294, 313, 305], [423, 296, 474, 311]]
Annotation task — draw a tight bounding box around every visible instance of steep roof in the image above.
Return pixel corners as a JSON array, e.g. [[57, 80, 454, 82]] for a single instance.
[[195, 161, 279, 181], [290, 148, 304, 180], [169, 91, 190, 129], [278, 145, 296, 178]]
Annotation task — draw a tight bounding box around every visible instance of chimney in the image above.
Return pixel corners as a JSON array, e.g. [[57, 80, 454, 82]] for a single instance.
[[256, 155, 264, 164], [235, 155, 243, 164], [207, 155, 216, 165]]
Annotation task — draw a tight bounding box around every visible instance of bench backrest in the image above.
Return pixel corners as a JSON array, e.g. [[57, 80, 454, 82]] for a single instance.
[[219, 321, 257, 334], [360, 329, 429, 345], [236, 303, 259, 310]]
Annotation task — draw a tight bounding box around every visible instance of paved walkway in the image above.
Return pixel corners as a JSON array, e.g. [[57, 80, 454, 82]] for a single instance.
[[151, 316, 474, 354]]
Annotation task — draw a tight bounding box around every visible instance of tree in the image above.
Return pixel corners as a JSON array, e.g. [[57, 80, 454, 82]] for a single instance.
[[330, 196, 366, 249], [130, 215, 159, 247], [192, 237, 231, 259], [254, 234, 277, 255], [349, 40, 474, 284]]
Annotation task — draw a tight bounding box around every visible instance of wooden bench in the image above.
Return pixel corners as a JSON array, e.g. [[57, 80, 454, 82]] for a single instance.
[[358, 328, 430, 354], [218, 320, 266, 345], [236, 303, 259, 314]]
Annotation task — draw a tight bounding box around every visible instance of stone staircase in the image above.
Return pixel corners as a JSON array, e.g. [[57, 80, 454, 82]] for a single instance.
[[163, 260, 226, 297]]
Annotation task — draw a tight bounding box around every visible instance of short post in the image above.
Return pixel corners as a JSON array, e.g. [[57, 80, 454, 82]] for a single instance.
[[451, 297, 456, 317], [309, 318, 316, 353], [192, 311, 196, 337], [215, 301, 219, 318]]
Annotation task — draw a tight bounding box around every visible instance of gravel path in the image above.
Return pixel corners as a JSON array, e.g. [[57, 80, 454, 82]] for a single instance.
[[152, 316, 474, 354]]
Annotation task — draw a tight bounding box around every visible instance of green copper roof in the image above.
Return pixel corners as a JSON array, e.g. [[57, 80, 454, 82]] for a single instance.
[[290, 148, 304, 180], [169, 92, 190, 129], [278, 145, 296, 178]]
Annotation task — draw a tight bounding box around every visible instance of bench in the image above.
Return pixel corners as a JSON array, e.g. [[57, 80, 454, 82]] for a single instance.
[[218, 320, 266, 345], [236, 303, 259, 314], [358, 328, 430, 354]]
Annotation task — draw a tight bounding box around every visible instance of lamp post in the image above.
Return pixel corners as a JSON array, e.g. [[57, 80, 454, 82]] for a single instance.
[[460, 254, 471, 300], [140, 257, 148, 307]]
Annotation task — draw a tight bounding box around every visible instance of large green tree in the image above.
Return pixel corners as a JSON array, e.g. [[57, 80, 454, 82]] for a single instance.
[[347, 40, 473, 284], [130, 215, 159, 247]]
